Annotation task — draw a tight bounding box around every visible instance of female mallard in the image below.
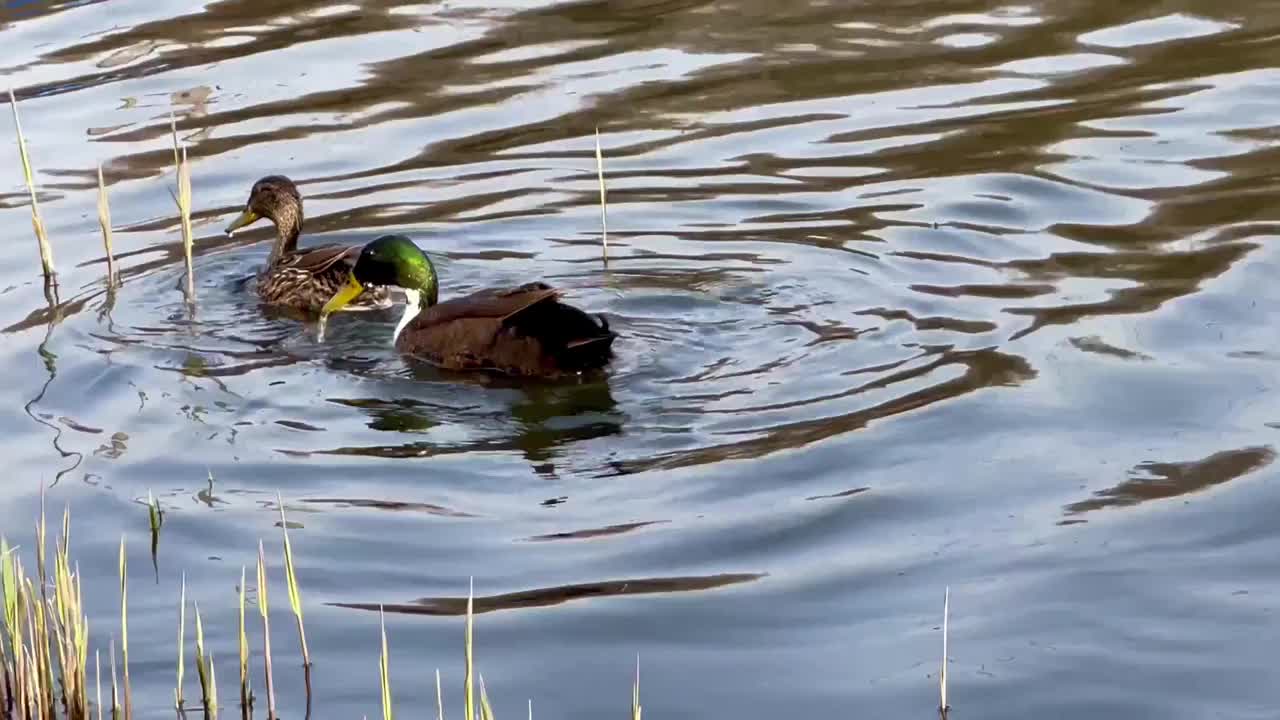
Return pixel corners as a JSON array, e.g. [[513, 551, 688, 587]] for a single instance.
[[224, 175, 390, 313], [319, 235, 616, 377]]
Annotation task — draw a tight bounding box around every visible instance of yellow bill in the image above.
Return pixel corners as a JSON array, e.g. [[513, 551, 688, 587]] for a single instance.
[[223, 208, 260, 236], [321, 273, 365, 318]]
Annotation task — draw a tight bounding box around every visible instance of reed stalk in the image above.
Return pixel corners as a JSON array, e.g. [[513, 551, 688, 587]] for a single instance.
[[256, 542, 275, 720], [178, 147, 195, 299], [238, 566, 249, 719], [175, 574, 186, 710], [939, 586, 950, 719], [632, 657, 641, 720], [117, 537, 130, 720], [435, 669, 443, 720], [378, 608, 391, 720], [96, 165, 117, 289], [94, 650, 101, 720], [464, 579, 474, 720], [276, 496, 309, 668], [478, 675, 494, 720], [594, 127, 608, 262], [108, 639, 118, 720], [8, 88, 55, 281], [195, 602, 210, 714]]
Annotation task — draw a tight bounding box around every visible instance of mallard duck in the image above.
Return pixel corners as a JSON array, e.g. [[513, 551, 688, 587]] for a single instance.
[[224, 175, 390, 313], [319, 235, 617, 377]]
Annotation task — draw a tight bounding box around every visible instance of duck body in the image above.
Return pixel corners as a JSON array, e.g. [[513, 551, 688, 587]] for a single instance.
[[397, 282, 616, 377], [321, 236, 617, 379], [226, 175, 390, 314]]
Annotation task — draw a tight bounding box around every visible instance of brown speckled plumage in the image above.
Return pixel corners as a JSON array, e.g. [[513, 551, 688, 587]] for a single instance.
[[227, 175, 390, 313]]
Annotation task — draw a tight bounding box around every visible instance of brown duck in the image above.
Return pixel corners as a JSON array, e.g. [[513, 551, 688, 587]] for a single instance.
[[224, 175, 390, 313], [319, 235, 616, 377]]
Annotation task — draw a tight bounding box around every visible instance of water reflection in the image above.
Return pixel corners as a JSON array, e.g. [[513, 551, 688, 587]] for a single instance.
[[333, 573, 766, 616], [1065, 446, 1276, 517]]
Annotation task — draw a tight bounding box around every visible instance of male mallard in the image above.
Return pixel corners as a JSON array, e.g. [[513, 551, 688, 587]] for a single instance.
[[319, 235, 616, 377], [224, 175, 390, 313]]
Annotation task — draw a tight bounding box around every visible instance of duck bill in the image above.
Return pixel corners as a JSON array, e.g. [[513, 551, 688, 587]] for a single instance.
[[321, 273, 365, 317], [223, 208, 260, 236]]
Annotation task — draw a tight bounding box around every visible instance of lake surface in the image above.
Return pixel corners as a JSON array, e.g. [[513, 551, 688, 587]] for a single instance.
[[2, 0, 1280, 717]]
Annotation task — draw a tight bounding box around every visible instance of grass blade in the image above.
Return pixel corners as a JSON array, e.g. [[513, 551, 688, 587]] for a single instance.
[[464, 578, 474, 720], [8, 88, 55, 280], [178, 145, 195, 299], [479, 674, 495, 720], [97, 164, 116, 288], [196, 601, 210, 713], [176, 573, 186, 710], [378, 607, 392, 720], [940, 586, 950, 718], [257, 541, 276, 720], [96, 649, 102, 720], [435, 668, 443, 720], [594, 127, 608, 263], [109, 638, 119, 720], [118, 536, 131, 720], [277, 494, 309, 668], [238, 565, 250, 715], [632, 656, 641, 720]]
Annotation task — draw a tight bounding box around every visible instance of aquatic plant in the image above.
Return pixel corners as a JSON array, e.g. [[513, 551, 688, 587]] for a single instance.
[[7, 89, 55, 282], [0, 500, 957, 720]]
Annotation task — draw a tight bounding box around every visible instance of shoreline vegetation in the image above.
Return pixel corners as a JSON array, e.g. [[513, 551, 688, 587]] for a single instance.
[[0, 495, 953, 720]]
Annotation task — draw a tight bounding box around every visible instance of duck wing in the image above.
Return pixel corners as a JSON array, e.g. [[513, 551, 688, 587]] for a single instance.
[[275, 243, 360, 276], [398, 282, 616, 376]]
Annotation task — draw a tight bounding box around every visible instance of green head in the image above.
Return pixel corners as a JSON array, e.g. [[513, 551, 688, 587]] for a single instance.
[[321, 235, 439, 317]]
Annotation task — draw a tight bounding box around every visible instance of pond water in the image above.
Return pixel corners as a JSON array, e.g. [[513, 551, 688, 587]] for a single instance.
[[3, 0, 1280, 717]]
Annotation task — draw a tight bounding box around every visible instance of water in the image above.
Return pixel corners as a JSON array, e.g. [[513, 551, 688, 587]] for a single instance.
[[2, 0, 1279, 717]]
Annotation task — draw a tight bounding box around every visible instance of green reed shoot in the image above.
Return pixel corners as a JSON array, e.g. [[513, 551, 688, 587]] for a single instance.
[[257, 541, 276, 720], [632, 657, 641, 720], [378, 607, 392, 720], [238, 566, 250, 717], [435, 669, 443, 720], [8, 88, 55, 281], [176, 573, 186, 710], [195, 601, 215, 717], [594, 127, 608, 262], [146, 492, 162, 535], [209, 652, 218, 720], [939, 586, 950, 719], [277, 494, 309, 668], [464, 579, 474, 720], [97, 164, 117, 289], [478, 674, 495, 720], [118, 536, 131, 720]]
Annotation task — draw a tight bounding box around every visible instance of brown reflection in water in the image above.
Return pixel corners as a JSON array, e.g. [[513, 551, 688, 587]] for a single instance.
[[524, 520, 668, 542], [301, 497, 477, 518], [331, 572, 765, 617], [1065, 445, 1276, 517], [806, 487, 869, 502], [1068, 336, 1151, 362]]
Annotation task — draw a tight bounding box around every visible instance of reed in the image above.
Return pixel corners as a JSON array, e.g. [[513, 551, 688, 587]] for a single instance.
[[117, 537, 130, 720], [939, 586, 950, 719], [632, 657, 642, 720], [277, 495, 309, 668], [478, 674, 494, 720], [168, 114, 195, 299], [175, 574, 186, 710], [435, 669, 443, 720], [96, 165, 117, 289], [464, 579, 474, 720], [194, 602, 211, 715], [594, 127, 608, 262], [238, 566, 250, 719], [378, 608, 391, 720], [256, 541, 276, 720], [8, 88, 55, 281]]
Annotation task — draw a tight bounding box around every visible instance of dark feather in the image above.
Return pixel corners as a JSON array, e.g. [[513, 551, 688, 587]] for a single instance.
[[396, 282, 616, 377]]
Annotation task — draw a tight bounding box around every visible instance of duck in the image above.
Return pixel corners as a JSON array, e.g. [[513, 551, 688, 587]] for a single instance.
[[319, 235, 617, 378], [223, 175, 390, 313]]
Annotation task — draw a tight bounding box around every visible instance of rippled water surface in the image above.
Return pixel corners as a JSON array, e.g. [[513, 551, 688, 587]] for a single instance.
[[3, 0, 1280, 717]]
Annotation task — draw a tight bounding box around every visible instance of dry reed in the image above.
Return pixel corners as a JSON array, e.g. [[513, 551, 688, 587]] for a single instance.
[[8, 88, 55, 281]]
